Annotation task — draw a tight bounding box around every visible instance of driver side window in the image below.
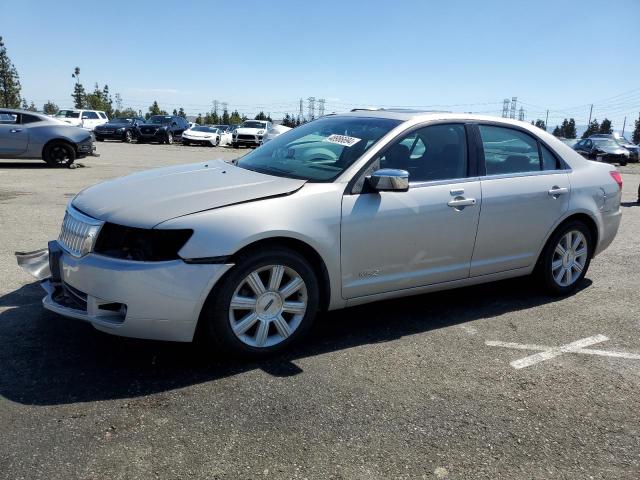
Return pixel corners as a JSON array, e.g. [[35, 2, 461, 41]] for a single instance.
[[377, 124, 468, 182]]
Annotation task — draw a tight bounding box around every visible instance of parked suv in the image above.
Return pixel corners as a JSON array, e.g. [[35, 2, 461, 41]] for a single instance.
[[231, 120, 272, 148], [94, 117, 145, 143], [55, 109, 108, 130], [137, 115, 189, 144]]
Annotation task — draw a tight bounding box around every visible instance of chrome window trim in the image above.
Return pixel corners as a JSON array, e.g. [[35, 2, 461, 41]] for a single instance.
[[480, 168, 572, 181], [408, 176, 481, 189]]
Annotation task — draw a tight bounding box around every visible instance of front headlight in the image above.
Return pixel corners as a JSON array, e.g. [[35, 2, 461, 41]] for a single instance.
[[116, 127, 125, 133], [94, 223, 193, 261], [257, 130, 264, 135]]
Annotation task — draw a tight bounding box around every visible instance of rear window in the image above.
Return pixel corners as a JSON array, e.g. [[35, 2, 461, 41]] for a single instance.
[[479, 125, 541, 174]]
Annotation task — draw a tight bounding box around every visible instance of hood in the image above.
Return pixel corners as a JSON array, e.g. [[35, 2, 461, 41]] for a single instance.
[[184, 130, 216, 138], [596, 145, 626, 155], [236, 127, 265, 134], [97, 122, 131, 129], [72, 160, 306, 228]]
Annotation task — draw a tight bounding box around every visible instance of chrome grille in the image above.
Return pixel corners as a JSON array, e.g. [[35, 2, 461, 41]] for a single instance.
[[58, 207, 104, 257]]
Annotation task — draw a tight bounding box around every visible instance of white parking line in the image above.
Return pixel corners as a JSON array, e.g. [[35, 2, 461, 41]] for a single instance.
[[486, 335, 640, 369]]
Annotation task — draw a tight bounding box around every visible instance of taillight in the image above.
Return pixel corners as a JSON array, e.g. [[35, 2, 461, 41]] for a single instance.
[[609, 171, 622, 190]]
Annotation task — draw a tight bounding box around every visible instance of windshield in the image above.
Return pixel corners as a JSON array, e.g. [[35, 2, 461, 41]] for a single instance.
[[213, 125, 229, 131], [242, 121, 267, 129], [593, 139, 619, 148], [108, 118, 134, 124], [147, 115, 172, 125], [193, 126, 217, 132], [236, 116, 402, 181], [56, 110, 80, 118]]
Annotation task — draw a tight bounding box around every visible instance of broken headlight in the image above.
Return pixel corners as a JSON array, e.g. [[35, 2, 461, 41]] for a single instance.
[[94, 223, 193, 261]]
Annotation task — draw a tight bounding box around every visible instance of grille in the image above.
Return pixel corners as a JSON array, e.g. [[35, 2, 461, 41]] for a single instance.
[[58, 207, 104, 257], [100, 129, 115, 134], [238, 134, 255, 140], [141, 127, 158, 134]]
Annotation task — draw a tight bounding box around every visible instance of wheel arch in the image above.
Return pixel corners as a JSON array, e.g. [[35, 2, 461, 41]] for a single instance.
[[536, 212, 599, 268], [41, 137, 77, 158], [226, 236, 332, 312]]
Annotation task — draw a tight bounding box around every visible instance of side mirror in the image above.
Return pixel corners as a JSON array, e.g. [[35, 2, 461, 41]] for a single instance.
[[367, 169, 409, 192]]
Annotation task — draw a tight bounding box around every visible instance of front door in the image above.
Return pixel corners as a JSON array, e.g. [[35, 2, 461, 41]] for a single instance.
[[340, 123, 481, 299], [0, 113, 29, 156]]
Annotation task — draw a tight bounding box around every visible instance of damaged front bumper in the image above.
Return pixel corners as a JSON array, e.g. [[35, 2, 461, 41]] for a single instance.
[[15, 241, 232, 342]]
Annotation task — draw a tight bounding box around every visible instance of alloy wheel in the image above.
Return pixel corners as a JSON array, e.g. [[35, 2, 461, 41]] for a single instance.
[[228, 265, 308, 348], [551, 230, 588, 287]]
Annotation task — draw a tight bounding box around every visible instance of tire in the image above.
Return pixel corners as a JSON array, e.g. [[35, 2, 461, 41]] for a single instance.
[[123, 130, 133, 143], [619, 159, 628, 166], [200, 247, 320, 357], [96, 136, 104, 142], [232, 142, 238, 148], [536, 220, 593, 296], [137, 138, 145, 144], [166, 132, 174, 144], [183, 140, 190, 146], [215, 137, 220, 147], [43, 141, 76, 167]]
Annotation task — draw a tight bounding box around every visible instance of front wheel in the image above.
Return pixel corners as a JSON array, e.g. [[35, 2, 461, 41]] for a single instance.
[[166, 132, 174, 144], [43, 141, 76, 167], [232, 142, 238, 148], [123, 130, 133, 143], [537, 221, 592, 295], [200, 248, 319, 357]]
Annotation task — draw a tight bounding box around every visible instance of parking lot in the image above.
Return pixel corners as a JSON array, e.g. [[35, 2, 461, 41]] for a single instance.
[[1, 142, 639, 479]]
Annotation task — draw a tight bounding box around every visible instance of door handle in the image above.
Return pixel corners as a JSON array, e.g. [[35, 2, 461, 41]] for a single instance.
[[548, 186, 569, 197], [447, 197, 476, 208], [10, 129, 22, 133]]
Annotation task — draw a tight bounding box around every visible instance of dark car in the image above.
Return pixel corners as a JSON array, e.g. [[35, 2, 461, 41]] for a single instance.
[[136, 115, 189, 144], [574, 138, 628, 166], [589, 134, 639, 163], [94, 117, 145, 143]]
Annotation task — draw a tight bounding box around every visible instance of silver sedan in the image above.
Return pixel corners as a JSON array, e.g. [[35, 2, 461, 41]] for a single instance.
[[18, 111, 622, 356]]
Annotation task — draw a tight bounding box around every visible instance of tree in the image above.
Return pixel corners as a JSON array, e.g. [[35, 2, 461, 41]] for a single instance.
[[21, 98, 28, 109], [146, 100, 163, 119], [43, 100, 59, 115], [533, 119, 546, 131], [222, 108, 231, 125], [552, 125, 561, 136], [85, 83, 113, 116], [195, 113, 203, 125], [582, 119, 600, 138], [0, 36, 22, 108], [172, 109, 178, 115], [178, 107, 186, 118], [255, 110, 268, 120], [229, 109, 242, 125], [599, 118, 612, 134], [632, 115, 640, 145], [27, 101, 37, 112], [565, 118, 577, 139], [71, 67, 86, 108]]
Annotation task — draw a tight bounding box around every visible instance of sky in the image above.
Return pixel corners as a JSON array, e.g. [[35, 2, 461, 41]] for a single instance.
[[2, 0, 639, 131]]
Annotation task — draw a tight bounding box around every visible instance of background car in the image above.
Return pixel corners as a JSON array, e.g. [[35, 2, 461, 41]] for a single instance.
[[263, 123, 292, 143], [574, 137, 628, 165], [54, 109, 108, 130], [0, 109, 96, 167], [136, 115, 189, 144], [211, 125, 234, 145], [182, 125, 221, 146], [590, 133, 639, 162], [94, 117, 145, 143], [231, 120, 272, 148]]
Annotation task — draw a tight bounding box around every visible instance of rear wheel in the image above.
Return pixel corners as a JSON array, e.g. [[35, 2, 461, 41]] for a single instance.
[[43, 141, 76, 167], [166, 132, 174, 144], [201, 248, 319, 357], [537, 221, 592, 295], [123, 130, 133, 143]]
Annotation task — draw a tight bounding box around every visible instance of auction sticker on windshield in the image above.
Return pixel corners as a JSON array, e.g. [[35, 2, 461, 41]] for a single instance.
[[324, 134, 361, 147]]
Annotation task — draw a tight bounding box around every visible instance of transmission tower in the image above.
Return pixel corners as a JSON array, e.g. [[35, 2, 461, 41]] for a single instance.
[[502, 99, 510, 118], [212, 100, 219, 115], [298, 98, 304, 123], [221, 102, 228, 117], [509, 97, 517, 119], [307, 97, 316, 121], [318, 98, 325, 117], [518, 107, 525, 121]]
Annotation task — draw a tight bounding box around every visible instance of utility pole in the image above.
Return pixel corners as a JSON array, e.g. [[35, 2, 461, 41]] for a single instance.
[[509, 97, 517, 119], [318, 98, 325, 117], [307, 97, 315, 121], [622, 116, 626, 136], [502, 98, 510, 118], [545, 110, 549, 131], [587, 104, 593, 126]]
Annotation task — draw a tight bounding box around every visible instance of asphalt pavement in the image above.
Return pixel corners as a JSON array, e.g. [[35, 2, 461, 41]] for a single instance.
[[1, 142, 639, 479]]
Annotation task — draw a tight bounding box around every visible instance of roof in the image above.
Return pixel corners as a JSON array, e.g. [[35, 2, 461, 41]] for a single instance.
[[336, 109, 533, 127]]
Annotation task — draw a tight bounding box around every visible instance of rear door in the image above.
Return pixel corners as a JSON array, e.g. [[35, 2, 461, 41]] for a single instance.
[[0, 112, 29, 156], [470, 124, 570, 276], [81, 111, 101, 129]]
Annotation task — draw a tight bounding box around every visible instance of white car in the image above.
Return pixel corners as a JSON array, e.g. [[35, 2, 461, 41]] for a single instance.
[[55, 109, 108, 130], [264, 123, 292, 143], [211, 125, 234, 146], [181, 126, 222, 147], [18, 111, 622, 357], [231, 120, 272, 148]]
